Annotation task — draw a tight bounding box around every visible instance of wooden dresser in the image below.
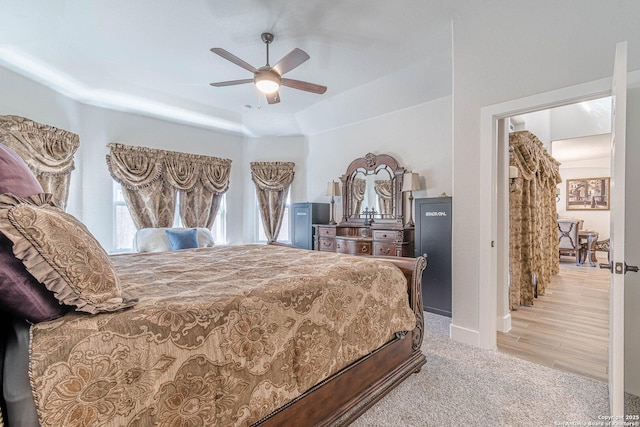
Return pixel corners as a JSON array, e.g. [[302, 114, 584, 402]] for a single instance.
[[314, 224, 414, 258]]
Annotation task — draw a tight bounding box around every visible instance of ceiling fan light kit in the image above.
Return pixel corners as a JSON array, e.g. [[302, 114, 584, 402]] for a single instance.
[[210, 32, 326, 104], [254, 69, 281, 94]]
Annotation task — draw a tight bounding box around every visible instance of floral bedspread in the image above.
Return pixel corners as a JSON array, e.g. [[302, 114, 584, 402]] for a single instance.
[[29, 244, 416, 427]]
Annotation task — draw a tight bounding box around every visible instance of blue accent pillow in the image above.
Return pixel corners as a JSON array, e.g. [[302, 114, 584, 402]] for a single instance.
[[165, 228, 199, 251]]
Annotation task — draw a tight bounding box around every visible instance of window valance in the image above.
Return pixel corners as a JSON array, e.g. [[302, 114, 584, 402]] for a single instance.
[[250, 162, 295, 191], [0, 115, 79, 210], [106, 143, 231, 193], [106, 143, 231, 230]]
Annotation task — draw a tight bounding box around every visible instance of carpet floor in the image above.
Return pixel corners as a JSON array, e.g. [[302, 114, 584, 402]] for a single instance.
[[352, 313, 640, 427]]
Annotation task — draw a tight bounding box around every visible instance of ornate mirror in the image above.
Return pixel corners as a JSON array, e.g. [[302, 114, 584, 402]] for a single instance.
[[340, 153, 405, 226]]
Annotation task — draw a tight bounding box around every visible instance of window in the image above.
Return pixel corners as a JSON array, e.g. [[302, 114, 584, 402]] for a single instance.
[[113, 183, 137, 252], [256, 193, 290, 243], [113, 182, 227, 251], [211, 196, 227, 244]]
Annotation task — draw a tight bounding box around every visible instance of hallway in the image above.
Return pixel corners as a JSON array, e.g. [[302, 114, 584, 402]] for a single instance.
[[497, 261, 609, 382]]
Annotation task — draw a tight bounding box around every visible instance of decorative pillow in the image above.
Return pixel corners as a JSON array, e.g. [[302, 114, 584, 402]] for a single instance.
[[0, 234, 69, 322], [0, 193, 136, 314], [134, 227, 214, 252], [0, 143, 42, 197], [166, 228, 199, 251], [1, 143, 69, 322]]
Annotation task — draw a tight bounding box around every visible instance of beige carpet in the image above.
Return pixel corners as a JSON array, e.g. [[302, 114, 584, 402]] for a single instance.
[[352, 312, 640, 426]]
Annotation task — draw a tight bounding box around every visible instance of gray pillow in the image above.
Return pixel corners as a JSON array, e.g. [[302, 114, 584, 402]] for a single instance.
[[165, 228, 199, 251]]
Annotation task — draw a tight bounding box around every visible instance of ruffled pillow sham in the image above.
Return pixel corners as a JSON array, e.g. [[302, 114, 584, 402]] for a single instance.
[[0, 193, 136, 314]]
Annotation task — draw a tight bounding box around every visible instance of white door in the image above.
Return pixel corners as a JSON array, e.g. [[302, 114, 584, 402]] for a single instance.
[[608, 40, 627, 417]]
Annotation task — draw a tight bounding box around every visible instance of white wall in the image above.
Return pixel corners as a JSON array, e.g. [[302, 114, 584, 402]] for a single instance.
[[0, 65, 452, 252], [451, 0, 640, 345], [0, 65, 246, 249], [307, 96, 453, 225], [452, 0, 640, 394], [551, 100, 612, 141]]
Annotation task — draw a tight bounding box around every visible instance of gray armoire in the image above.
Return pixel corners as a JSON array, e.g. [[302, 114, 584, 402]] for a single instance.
[[291, 202, 330, 250], [414, 197, 452, 317]]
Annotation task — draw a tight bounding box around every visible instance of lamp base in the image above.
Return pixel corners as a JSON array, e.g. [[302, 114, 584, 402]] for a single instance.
[[406, 193, 415, 228], [329, 198, 337, 225]]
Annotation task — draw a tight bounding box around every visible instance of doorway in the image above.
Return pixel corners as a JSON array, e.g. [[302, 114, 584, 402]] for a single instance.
[[494, 98, 612, 380]]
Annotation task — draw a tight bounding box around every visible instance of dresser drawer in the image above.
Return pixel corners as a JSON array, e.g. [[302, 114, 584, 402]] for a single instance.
[[335, 238, 372, 255], [372, 230, 399, 242], [317, 226, 336, 237], [318, 237, 336, 251], [373, 242, 397, 257]]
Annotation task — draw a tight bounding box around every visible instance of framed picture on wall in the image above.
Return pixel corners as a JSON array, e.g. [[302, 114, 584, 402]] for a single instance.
[[566, 177, 610, 210]]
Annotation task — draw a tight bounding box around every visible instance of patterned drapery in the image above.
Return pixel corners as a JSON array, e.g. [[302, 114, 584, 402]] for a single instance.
[[106, 143, 231, 230], [0, 115, 79, 210], [374, 179, 393, 217], [509, 131, 562, 309], [350, 178, 366, 217], [250, 162, 295, 243]]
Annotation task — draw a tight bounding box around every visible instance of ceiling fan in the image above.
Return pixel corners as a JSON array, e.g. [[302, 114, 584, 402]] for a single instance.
[[210, 32, 327, 105]]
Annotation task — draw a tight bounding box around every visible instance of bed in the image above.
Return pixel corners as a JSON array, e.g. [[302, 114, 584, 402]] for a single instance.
[[0, 141, 426, 426], [2, 241, 426, 426]]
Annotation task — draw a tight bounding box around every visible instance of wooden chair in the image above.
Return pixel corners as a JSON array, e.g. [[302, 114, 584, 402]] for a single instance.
[[558, 219, 581, 265], [592, 238, 611, 263]]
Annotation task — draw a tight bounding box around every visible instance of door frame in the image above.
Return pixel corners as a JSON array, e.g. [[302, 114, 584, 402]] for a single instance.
[[477, 77, 614, 350]]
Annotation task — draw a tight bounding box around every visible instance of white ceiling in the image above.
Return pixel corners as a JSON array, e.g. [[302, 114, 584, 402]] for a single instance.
[[552, 134, 611, 163], [0, 0, 463, 137]]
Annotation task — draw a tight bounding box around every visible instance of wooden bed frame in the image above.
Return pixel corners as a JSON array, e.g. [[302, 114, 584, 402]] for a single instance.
[[259, 246, 427, 426]]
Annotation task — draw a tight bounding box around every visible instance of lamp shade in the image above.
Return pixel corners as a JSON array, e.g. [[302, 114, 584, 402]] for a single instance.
[[402, 172, 422, 192], [509, 165, 519, 179], [326, 181, 340, 197]]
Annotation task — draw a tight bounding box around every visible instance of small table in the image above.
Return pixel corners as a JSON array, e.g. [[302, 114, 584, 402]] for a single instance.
[[578, 230, 599, 267]]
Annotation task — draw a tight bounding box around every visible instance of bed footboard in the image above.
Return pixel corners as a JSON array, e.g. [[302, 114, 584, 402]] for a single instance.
[[263, 244, 427, 426]]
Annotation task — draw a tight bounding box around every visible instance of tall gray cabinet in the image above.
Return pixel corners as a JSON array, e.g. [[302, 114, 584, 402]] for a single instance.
[[291, 203, 330, 250], [414, 197, 452, 317]]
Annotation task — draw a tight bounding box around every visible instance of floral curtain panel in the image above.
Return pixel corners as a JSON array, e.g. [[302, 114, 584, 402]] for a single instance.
[[250, 162, 295, 243], [350, 178, 366, 218], [0, 115, 79, 210], [106, 143, 231, 230], [509, 131, 562, 309], [374, 179, 393, 217]]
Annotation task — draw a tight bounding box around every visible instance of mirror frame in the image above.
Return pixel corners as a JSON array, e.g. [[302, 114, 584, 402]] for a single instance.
[[339, 152, 406, 226]]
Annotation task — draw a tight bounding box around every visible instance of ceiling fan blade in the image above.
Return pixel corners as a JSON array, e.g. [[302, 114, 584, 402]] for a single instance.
[[210, 79, 254, 87], [210, 48, 258, 74], [281, 78, 327, 94], [272, 48, 310, 76], [266, 91, 280, 104]]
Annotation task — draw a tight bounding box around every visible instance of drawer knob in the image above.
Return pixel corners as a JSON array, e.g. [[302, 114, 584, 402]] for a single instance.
[[380, 248, 391, 254], [361, 246, 368, 253]]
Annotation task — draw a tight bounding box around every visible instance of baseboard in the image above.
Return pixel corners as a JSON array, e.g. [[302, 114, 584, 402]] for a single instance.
[[497, 312, 512, 333], [449, 323, 479, 346]]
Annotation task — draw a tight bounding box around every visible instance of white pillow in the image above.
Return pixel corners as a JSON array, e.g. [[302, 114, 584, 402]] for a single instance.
[[133, 227, 215, 252]]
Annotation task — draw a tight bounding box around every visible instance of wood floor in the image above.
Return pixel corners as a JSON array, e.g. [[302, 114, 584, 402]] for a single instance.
[[497, 257, 610, 382]]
